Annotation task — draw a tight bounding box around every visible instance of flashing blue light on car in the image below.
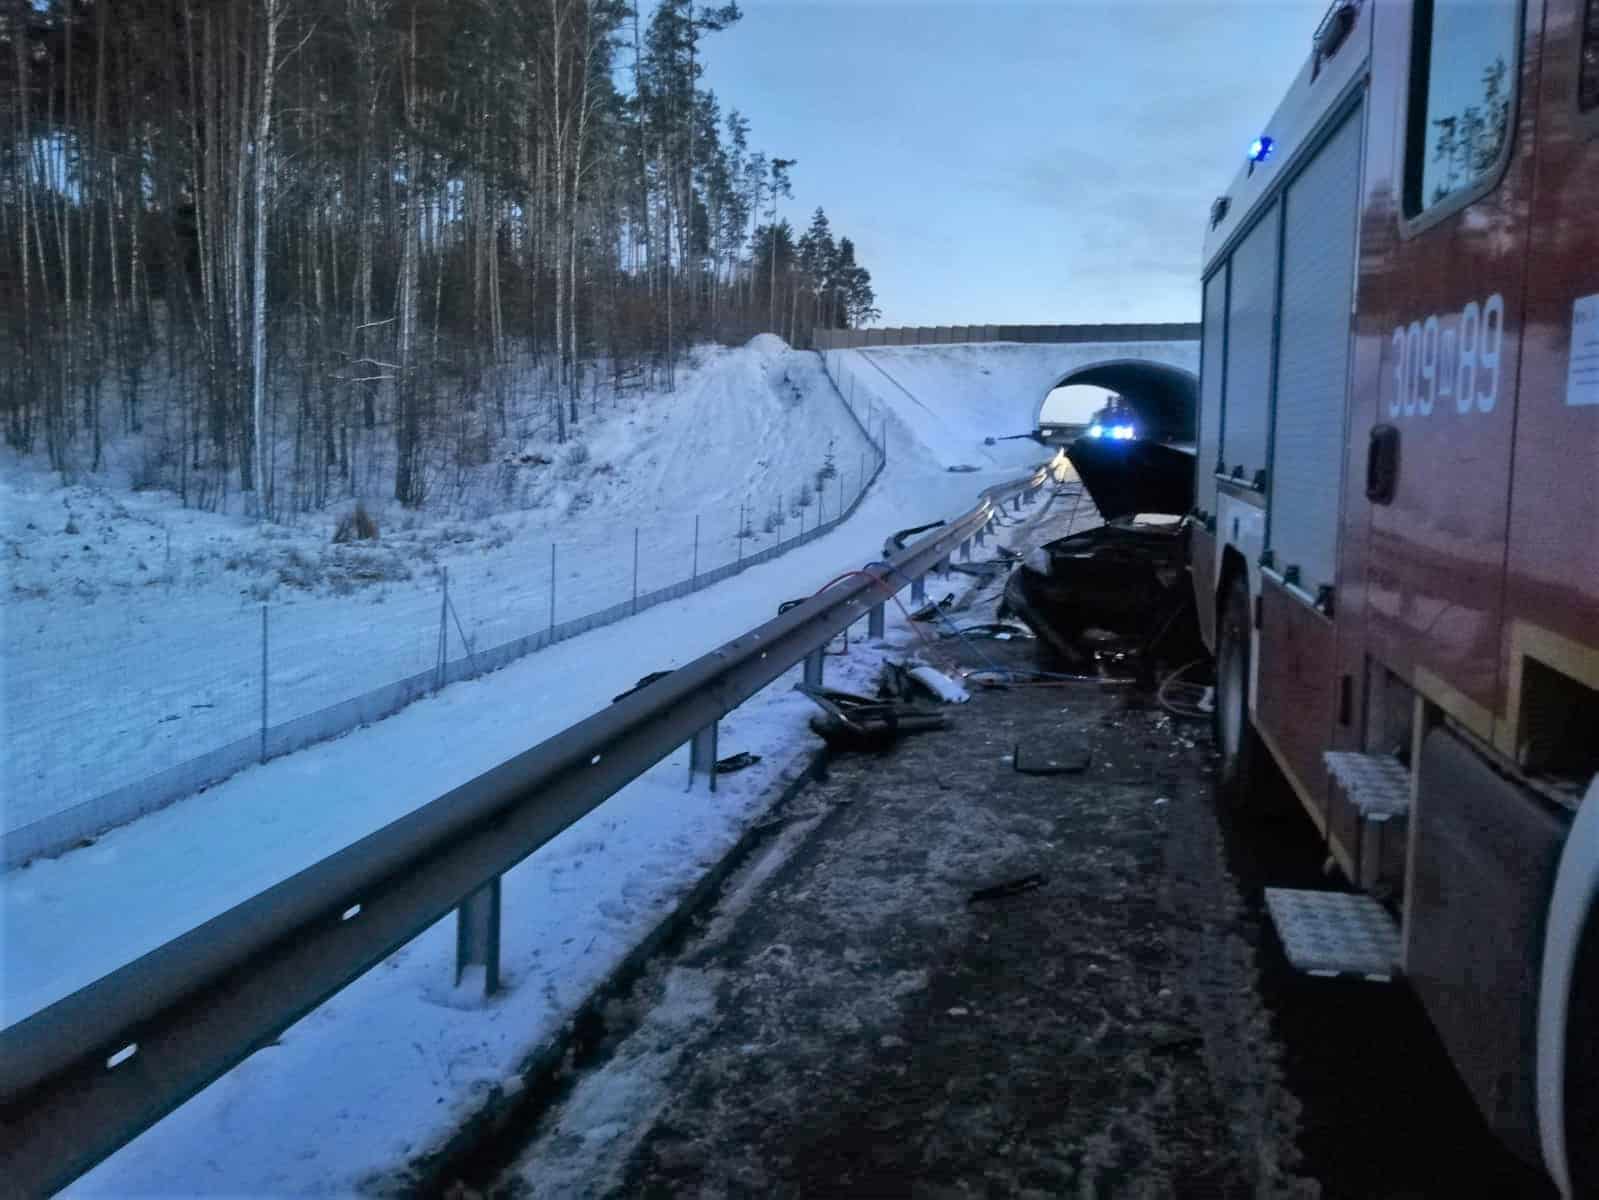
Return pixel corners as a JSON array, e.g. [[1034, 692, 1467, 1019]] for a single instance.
[[1249, 136, 1275, 163], [1086, 422, 1135, 441]]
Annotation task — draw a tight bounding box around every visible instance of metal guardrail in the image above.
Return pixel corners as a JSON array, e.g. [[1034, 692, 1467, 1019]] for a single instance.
[[0, 452, 1065, 1197]]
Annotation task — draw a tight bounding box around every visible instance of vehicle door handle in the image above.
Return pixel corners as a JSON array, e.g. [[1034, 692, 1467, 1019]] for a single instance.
[[1366, 424, 1399, 505]]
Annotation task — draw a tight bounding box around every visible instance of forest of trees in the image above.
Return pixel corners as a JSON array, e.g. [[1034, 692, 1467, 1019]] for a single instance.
[[0, 0, 881, 515]]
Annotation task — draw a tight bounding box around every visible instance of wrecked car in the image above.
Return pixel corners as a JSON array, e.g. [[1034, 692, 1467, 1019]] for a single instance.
[[1003, 433, 1203, 677]]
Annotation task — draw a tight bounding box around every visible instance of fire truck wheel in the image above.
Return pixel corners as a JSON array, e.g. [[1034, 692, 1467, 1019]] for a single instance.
[[1567, 905, 1598, 1195], [1214, 573, 1263, 809]]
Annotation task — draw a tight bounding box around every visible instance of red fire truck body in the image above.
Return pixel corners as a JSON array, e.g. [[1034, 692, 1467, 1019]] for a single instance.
[[1190, 1, 1598, 1192]]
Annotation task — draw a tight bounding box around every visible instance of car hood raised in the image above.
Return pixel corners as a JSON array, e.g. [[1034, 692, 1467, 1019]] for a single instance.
[[1065, 437, 1195, 521]]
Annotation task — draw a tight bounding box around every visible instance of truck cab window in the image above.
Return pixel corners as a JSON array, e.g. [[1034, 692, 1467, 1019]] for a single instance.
[[1405, 0, 1521, 215]]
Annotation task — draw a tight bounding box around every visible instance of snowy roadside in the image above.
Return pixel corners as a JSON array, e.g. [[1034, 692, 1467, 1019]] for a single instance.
[[4, 459, 1058, 1197], [2, 337, 884, 837]]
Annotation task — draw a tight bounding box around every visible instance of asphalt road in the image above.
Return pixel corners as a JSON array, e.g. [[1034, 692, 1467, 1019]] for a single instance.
[[436, 493, 1555, 1200]]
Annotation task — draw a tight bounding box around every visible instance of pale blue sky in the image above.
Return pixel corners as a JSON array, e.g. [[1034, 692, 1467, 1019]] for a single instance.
[[700, 0, 1326, 326]]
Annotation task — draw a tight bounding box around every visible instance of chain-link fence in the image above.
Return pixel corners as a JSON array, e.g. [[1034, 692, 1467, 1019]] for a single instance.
[[2, 386, 887, 869]]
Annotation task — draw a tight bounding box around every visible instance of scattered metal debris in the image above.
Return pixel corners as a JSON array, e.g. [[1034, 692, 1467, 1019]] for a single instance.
[[947, 561, 1007, 579], [965, 671, 1014, 691], [967, 872, 1047, 904], [794, 682, 948, 751], [885, 519, 947, 555], [714, 751, 762, 774], [907, 665, 970, 704], [938, 620, 1033, 641], [611, 669, 673, 704], [908, 593, 956, 622]]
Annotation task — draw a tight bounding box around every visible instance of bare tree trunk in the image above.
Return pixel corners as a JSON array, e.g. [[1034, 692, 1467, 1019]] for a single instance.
[[12, 0, 37, 452], [394, 2, 422, 503], [250, 0, 286, 515]]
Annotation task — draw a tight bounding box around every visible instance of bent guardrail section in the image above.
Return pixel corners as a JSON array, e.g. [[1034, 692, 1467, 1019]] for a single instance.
[[0, 453, 1066, 1197]]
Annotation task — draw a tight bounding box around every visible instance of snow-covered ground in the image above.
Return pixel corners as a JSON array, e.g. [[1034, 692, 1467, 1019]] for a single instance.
[[7, 473, 1064, 1198], [3, 336, 881, 838], [1, 336, 1088, 1194]]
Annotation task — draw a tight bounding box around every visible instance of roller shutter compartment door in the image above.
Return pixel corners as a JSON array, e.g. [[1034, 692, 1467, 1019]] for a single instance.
[[1197, 266, 1227, 519], [1269, 104, 1363, 599], [1221, 202, 1279, 488]]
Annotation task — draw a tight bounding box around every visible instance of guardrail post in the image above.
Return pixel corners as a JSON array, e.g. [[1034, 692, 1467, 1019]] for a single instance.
[[911, 573, 926, 604], [1012, 494, 1022, 513], [804, 647, 824, 688], [260, 605, 268, 764], [975, 527, 986, 548], [936, 554, 951, 576], [455, 876, 501, 995], [868, 602, 885, 639], [960, 538, 971, 561], [688, 720, 718, 792]]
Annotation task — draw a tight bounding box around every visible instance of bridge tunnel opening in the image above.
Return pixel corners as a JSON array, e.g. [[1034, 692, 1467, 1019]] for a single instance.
[[1038, 359, 1199, 444], [1041, 359, 1200, 521]]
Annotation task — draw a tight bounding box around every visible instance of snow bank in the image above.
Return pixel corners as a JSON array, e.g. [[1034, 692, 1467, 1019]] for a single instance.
[[1, 339, 875, 840], [3, 338, 1069, 1196], [744, 332, 790, 355]]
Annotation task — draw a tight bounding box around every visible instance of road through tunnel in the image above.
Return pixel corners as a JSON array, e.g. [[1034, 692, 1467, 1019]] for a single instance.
[[1041, 358, 1199, 443]]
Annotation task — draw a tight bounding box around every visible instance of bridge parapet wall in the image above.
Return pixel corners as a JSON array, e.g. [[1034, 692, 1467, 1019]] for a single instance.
[[813, 322, 1200, 350]]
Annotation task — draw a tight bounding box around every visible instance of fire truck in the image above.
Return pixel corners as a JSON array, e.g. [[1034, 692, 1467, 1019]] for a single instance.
[[1190, 0, 1598, 1192]]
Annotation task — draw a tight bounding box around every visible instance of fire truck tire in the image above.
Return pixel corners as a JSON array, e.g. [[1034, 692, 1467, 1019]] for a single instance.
[[1566, 908, 1598, 1196], [1214, 573, 1263, 810]]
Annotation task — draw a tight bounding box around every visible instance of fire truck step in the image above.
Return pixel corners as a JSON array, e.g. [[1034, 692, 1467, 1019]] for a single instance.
[[1323, 751, 1410, 816], [1264, 888, 1400, 982]]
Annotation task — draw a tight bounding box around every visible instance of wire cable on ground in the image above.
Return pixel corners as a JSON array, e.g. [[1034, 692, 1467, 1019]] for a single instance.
[[1156, 658, 1214, 721]]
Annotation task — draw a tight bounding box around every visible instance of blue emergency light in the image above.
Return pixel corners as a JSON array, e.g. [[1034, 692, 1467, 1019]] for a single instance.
[[1087, 423, 1137, 440], [1249, 136, 1276, 163]]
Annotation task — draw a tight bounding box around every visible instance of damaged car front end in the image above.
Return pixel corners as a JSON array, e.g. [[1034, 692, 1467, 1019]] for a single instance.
[[1003, 433, 1203, 679]]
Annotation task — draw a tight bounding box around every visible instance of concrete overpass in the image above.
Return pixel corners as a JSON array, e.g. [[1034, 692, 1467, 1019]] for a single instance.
[[813, 324, 1200, 470]]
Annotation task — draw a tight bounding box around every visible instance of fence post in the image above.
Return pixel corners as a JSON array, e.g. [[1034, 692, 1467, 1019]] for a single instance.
[[692, 514, 700, 589], [548, 542, 556, 640], [455, 875, 501, 995], [632, 527, 640, 615], [436, 566, 449, 692], [259, 604, 268, 764], [688, 720, 718, 792]]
